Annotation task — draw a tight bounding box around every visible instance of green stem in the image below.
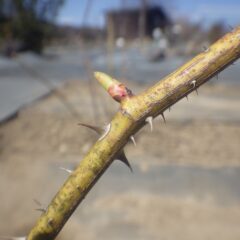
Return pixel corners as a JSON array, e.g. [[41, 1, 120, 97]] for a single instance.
[[27, 27, 240, 240]]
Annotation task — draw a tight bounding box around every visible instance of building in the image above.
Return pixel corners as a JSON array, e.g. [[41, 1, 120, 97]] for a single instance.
[[106, 6, 171, 40]]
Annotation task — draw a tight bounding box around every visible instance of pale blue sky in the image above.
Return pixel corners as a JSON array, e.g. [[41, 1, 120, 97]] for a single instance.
[[57, 0, 240, 28]]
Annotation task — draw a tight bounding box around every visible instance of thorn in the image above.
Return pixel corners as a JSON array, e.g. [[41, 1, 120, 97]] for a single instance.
[[168, 107, 171, 112], [33, 199, 46, 213], [145, 116, 153, 132], [78, 123, 102, 135], [195, 88, 199, 95], [130, 136, 136, 146], [203, 46, 209, 52], [161, 113, 166, 123], [191, 80, 196, 88], [99, 123, 111, 141], [216, 74, 219, 80], [35, 208, 46, 213], [48, 218, 54, 226], [59, 167, 73, 174], [116, 150, 133, 172], [186, 95, 188, 101], [79, 122, 111, 141]]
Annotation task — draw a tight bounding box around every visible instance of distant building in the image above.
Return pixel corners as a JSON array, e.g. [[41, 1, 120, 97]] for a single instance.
[[106, 6, 171, 39]]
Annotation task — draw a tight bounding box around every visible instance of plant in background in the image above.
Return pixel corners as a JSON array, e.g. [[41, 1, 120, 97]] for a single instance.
[[0, 0, 64, 54]]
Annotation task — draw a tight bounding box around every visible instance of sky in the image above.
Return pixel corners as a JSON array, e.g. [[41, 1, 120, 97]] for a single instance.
[[57, 0, 240, 28]]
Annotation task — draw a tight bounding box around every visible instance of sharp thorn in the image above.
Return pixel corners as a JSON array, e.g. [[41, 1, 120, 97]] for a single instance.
[[145, 116, 153, 132], [186, 95, 188, 101], [35, 208, 46, 213], [78, 123, 103, 135], [59, 167, 73, 174], [191, 80, 196, 88], [99, 123, 111, 141], [161, 113, 166, 123], [33, 199, 46, 212], [216, 74, 219, 80], [203, 46, 209, 52], [116, 150, 133, 172], [195, 88, 199, 95], [48, 218, 54, 226], [168, 107, 171, 112], [130, 136, 136, 146], [79, 122, 111, 141]]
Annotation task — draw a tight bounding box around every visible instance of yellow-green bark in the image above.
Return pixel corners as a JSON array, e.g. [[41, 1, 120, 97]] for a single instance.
[[27, 27, 240, 240]]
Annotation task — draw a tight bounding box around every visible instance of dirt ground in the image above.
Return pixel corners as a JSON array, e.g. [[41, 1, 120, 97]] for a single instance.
[[0, 80, 240, 239]]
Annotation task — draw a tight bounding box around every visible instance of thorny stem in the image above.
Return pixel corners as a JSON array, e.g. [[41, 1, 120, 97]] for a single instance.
[[27, 27, 240, 240]]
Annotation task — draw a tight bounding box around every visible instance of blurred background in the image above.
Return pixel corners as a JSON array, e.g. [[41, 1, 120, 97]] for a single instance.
[[0, 0, 240, 239]]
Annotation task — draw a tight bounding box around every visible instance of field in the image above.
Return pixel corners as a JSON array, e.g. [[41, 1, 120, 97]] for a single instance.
[[0, 78, 240, 239]]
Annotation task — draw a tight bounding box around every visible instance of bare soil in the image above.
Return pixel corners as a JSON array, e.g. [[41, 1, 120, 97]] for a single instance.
[[0, 80, 240, 239]]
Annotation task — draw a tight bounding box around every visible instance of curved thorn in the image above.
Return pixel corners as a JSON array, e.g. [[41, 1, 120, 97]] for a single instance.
[[116, 151, 133, 172], [79, 122, 111, 141], [161, 113, 166, 124], [145, 116, 153, 132], [78, 123, 103, 135], [99, 123, 111, 141], [130, 136, 136, 146], [59, 167, 73, 174]]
